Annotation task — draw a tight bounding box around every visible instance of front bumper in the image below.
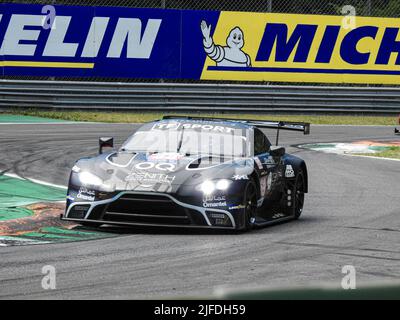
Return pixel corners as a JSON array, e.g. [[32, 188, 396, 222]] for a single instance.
[[62, 191, 237, 229]]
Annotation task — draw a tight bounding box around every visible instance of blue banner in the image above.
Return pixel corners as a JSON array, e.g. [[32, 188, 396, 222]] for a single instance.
[[2, 3, 400, 84], [0, 3, 219, 79]]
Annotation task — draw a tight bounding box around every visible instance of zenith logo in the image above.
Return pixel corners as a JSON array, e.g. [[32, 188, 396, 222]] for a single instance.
[[0, 14, 162, 59]]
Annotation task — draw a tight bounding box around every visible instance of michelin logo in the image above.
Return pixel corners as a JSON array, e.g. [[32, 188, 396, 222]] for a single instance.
[[0, 14, 161, 59], [201, 20, 251, 67]]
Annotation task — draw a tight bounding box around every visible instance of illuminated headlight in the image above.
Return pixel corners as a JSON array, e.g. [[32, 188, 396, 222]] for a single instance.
[[200, 180, 215, 195], [72, 165, 80, 173], [78, 171, 103, 187], [216, 179, 231, 190], [200, 179, 231, 195]]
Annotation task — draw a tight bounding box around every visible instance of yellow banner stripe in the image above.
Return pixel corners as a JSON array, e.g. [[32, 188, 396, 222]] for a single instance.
[[0, 61, 94, 69]]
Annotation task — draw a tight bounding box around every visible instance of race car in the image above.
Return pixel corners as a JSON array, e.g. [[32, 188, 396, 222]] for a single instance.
[[395, 114, 399, 134], [61, 116, 310, 231]]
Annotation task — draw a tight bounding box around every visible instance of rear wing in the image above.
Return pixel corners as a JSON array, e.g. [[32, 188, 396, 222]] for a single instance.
[[162, 115, 310, 145]]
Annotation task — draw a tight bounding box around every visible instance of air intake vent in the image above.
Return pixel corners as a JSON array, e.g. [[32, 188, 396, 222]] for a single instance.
[[103, 194, 191, 225], [68, 205, 90, 219]]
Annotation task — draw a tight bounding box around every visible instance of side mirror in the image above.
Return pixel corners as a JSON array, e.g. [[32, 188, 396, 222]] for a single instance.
[[99, 137, 114, 154], [270, 146, 285, 157]]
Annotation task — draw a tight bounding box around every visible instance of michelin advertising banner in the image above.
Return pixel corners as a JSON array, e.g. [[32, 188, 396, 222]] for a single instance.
[[1, 3, 400, 84]]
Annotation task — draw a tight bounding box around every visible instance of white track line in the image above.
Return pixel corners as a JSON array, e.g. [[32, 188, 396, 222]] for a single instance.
[[0, 121, 81, 125], [3, 172, 67, 189], [348, 154, 400, 162], [0, 236, 51, 246]]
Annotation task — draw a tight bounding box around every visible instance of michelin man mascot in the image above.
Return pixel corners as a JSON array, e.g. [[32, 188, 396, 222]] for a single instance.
[[200, 20, 252, 67]]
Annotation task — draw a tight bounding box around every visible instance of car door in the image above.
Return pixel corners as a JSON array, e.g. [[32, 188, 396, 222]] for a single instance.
[[253, 128, 282, 203]]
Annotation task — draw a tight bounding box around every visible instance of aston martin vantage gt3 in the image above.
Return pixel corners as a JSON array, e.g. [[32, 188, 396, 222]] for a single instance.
[[61, 116, 310, 231]]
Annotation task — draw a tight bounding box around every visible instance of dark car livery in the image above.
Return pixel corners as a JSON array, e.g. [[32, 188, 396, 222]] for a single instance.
[[61, 116, 310, 231]]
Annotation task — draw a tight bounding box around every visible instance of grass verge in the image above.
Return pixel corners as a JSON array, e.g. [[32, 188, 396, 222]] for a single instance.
[[356, 146, 400, 160], [5, 110, 398, 126]]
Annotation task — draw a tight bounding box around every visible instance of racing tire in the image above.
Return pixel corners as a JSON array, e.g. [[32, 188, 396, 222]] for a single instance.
[[283, 170, 305, 219], [293, 170, 305, 219], [243, 180, 258, 231]]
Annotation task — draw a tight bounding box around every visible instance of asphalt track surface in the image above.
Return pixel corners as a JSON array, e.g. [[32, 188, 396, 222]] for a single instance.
[[0, 122, 399, 299]]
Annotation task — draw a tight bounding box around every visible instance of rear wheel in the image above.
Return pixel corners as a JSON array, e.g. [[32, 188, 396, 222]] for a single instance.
[[283, 169, 305, 219], [293, 171, 305, 219], [243, 180, 258, 231]]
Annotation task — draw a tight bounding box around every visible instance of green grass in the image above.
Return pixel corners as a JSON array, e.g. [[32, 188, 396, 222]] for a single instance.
[[360, 146, 400, 160], [5, 110, 398, 126]]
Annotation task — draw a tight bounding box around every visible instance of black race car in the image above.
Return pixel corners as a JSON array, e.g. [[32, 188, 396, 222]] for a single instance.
[[61, 116, 310, 231]]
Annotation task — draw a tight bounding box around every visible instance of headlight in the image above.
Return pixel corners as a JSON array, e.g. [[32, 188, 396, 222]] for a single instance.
[[78, 171, 103, 187], [216, 179, 231, 190], [200, 179, 231, 195], [200, 180, 215, 195]]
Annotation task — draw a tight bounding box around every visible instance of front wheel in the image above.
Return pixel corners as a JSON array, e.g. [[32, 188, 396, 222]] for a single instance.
[[242, 180, 258, 231]]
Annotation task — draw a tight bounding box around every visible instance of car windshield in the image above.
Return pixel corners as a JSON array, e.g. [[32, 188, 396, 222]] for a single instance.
[[122, 127, 249, 157]]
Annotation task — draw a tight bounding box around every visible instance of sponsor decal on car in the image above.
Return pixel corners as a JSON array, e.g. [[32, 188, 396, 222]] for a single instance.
[[285, 165, 295, 178], [152, 122, 235, 133], [265, 156, 276, 168], [228, 204, 246, 210], [254, 157, 263, 170], [259, 175, 268, 197], [125, 172, 175, 184], [76, 187, 96, 201], [267, 173, 273, 190], [232, 174, 248, 180], [134, 162, 176, 172], [203, 195, 227, 208]]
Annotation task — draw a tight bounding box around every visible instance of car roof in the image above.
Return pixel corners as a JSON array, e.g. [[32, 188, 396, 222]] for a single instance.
[[149, 118, 253, 130]]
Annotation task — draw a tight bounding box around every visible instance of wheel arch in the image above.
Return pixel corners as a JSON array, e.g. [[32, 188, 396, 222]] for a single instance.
[[300, 161, 308, 193], [283, 155, 308, 193]]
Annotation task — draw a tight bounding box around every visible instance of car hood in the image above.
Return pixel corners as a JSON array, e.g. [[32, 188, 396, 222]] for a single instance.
[[74, 151, 254, 193]]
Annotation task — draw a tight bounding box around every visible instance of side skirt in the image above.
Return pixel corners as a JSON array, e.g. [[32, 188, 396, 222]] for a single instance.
[[253, 215, 295, 228]]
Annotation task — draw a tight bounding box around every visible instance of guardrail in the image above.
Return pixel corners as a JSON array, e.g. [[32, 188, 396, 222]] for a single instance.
[[1, 79, 399, 114]]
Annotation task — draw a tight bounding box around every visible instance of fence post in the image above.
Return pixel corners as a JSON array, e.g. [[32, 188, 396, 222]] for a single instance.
[[267, 0, 272, 12], [367, 0, 372, 16]]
